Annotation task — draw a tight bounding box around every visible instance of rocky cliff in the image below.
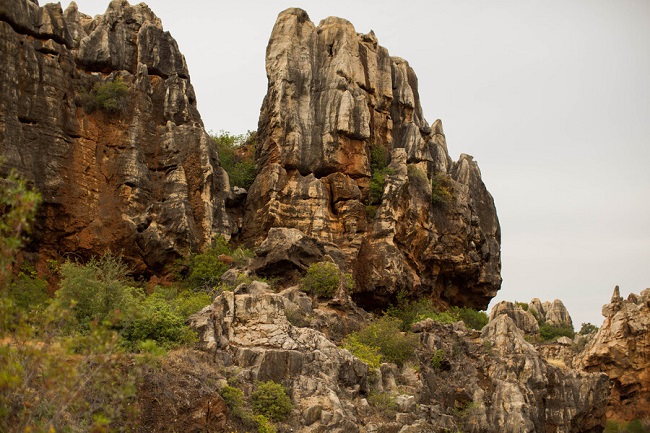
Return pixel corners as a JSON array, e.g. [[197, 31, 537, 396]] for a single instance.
[[576, 287, 650, 421], [241, 8, 501, 310], [189, 285, 610, 432], [0, 0, 230, 276]]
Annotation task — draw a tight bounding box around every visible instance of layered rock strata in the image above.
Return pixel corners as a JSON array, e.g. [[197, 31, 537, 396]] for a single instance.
[[576, 287, 650, 421], [242, 8, 501, 310], [0, 0, 230, 275]]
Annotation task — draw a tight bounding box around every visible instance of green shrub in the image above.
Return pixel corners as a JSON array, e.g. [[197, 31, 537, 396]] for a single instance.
[[605, 419, 650, 433], [451, 307, 489, 331], [81, 77, 129, 114], [349, 316, 418, 367], [251, 381, 293, 422], [0, 167, 41, 288], [387, 293, 488, 331], [342, 335, 382, 370], [220, 385, 245, 411], [120, 293, 197, 350], [367, 390, 397, 414], [431, 173, 454, 205], [301, 262, 344, 299], [430, 349, 447, 370], [579, 322, 598, 335], [186, 235, 232, 291], [51, 254, 132, 330], [515, 301, 529, 311], [211, 130, 256, 189], [539, 323, 575, 341], [255, 415, 277, 433], [369, 168, 393, 205], [368, 144, 392, 206], [7, 266, 49, 311]]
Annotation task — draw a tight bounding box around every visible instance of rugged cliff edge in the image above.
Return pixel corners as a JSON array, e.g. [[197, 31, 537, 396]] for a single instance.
[[241, 8, 501, 310], [0, 0, 231, 276], [576, 287, 650, 421]]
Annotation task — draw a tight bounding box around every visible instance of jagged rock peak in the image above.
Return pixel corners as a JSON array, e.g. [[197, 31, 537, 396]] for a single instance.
[[0, 0, 230, 276], [242, 8, 501, 310], [576, 288, 650, 421]]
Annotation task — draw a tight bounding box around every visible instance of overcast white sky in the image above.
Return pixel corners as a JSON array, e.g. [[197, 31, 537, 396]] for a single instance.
[[64, 0, 650, 328]]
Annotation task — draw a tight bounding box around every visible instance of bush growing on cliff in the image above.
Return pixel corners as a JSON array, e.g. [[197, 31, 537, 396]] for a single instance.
[[301, 261, 351, 299], [345, 316, 418, 367], [0, 168, 41, 288], [430, 173, 454, 205], [539, 322, 575, 341], [579, 322, 598, 335], [186, 235, 232, 291], [211, 130, 256, 189], [251, 381, 293, 422], [386, 294, 488, 331], [51, 255, 206, 350], [368, 145, 393, 207], [81, 77, 129, 114]]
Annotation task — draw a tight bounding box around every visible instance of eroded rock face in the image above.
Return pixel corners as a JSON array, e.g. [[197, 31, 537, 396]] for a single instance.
[[478, 315, 610, 432], [489, 300, 540, 334], [576, 288, 650, 421], [0, 0, 230, 275], [242, 8, 501, 310], [189, 289, 610, 432]]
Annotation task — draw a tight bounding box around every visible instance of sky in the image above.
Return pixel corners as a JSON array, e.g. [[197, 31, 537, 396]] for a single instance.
[[62, 0, 650, 329]]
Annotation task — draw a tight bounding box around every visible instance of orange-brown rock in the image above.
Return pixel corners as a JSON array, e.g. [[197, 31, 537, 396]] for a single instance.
[[576, 287, 650, 421], [0, 0, 231, 275], [242, 8, 501, 309]]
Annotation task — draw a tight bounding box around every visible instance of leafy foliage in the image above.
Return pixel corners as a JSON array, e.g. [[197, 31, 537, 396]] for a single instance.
[[515, 301, 529, 311], [185, 235, 233, 291], [367, 390, 397, 414], [0, 168, 41, 287], [539, 323, 575, 341], [430, 173, 454, 205], [342, 335, 382, 370], [386, 293, 489, 331], [301, 261, 351, 299], [430, 349, 447, 370], [211, 130, 257, 189], [605, 419, 650, 433], [579, 322, 598, 335], [251, 381, 293, 422], [345, 316, 418, 367], [368, 145, 393, 206], [7, 266, 49, 312], [81, 77, 129, 114]]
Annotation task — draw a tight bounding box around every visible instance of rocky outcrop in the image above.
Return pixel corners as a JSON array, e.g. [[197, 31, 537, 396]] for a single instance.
[[0, 0, 230, 276], [189, 287, 610, 432], [576, 287, 650, 421], [529, 298, 574, 328], [241, 8, 501, 310], [489, 300, 540, 334]]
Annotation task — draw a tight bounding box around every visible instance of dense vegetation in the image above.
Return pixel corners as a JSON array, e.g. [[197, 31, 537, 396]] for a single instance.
[[80, 77, 130, 114], [211, 130, 257, 190]]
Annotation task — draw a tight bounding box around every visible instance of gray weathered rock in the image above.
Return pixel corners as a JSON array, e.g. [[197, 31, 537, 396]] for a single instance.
[[241, 8, 501, 310], [0, 0, 230, 276]]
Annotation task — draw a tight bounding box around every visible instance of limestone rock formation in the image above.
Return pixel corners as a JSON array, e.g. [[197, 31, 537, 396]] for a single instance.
[[489, 300, 540, 334], [189, 289, 610, 432], [529, 298, 574, 328], [576, 287, 650, 421], [0, 0, 230, 276], [242, 8, 501, 310]]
